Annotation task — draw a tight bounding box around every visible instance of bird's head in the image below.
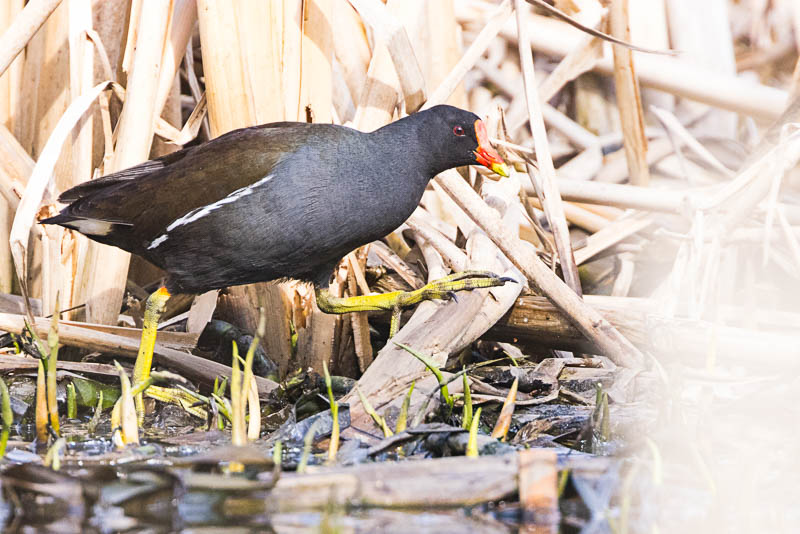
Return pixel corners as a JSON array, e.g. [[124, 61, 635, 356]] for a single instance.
[[419, 105, 510, 179]]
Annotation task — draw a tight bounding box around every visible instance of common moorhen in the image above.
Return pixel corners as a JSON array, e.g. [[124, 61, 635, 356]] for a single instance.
[[42, 104, 510, 417]]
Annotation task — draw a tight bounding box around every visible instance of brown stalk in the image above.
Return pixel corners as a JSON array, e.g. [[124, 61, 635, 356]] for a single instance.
[[197, 0, 255, 135], [348, 0, 426, 113], [154, 0, 196, 118], [10, 81, 112, 322], [299, 0, 333, 124], [435, 169, 643, 369], [0, 0, 64, 77], [85, 2, 172, 326], [488, 295, 800, 364], [239, 0, 284, 122], [511, 11, 788, 120], [347, 252, 373, 373], [422, 0, 512, 110], [514, 0, 582, 296], [421, 0, 469, 108], [525, 196, 610, 234], [573, 215, 653, 266], [57, 1, 95, 321], [0, 1, 24, 126], [332, 0, 369, 113], [0, 2, 24, 294], [0, 311, 279, 396], [527, 178, 696, 214], [0, 124, 30, 211], [609, 0, 650, 186]]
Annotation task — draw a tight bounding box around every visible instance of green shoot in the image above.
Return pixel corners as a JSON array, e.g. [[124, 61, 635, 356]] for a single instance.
[[0, 377, 11, 457], [66, 382, 77, 419], [44, 438, 66, 471], [466, 407, 482, 458], [557, 469, 570, 497], [272, 440, 282, 467], [230, 341, 245, 446], [355, 386, 392, 437], [394, 381, 414, 434], [394, 342, 453, 410], [323, 361, 339, 462], [46, 301, 60, 435], [298, 418, 324, 474], [644, 437, 663, 486]]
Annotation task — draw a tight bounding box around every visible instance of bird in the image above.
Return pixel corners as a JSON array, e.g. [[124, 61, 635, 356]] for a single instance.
[[42, 104, 511, 419]]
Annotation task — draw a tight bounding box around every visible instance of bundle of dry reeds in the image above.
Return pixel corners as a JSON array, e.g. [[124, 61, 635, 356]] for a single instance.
[[0, 0, 798, 441]]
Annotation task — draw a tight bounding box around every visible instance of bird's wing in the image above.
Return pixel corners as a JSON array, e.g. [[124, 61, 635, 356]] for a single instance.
[[51, 122, 323, 241], [56, 151, 188, 202]]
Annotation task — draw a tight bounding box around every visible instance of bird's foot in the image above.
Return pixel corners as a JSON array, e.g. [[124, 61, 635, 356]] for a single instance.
[[316, 270, 515, 337]]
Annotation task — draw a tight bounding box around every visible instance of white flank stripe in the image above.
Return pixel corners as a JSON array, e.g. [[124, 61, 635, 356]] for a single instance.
[[147, 174, 273, 250], [147, 234, 168, 250]]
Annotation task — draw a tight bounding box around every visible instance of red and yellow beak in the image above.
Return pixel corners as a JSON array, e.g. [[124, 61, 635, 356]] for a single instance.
[[473, 119, 510, 179]]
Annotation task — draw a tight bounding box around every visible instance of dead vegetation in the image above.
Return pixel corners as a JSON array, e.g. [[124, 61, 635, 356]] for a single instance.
[[0, 0, 798, 531]]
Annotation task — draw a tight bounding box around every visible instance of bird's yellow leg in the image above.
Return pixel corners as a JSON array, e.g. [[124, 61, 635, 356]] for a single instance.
[[133, 286, 171, 424], [316, 270, 513, 337]]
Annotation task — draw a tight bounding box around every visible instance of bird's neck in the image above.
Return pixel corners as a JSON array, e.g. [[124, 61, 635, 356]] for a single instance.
[[371, 117, 442, 180]]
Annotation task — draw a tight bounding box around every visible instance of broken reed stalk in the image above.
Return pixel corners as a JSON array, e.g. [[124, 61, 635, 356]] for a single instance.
[[154, 0, 196, 119], [514, 0, 582, 297]]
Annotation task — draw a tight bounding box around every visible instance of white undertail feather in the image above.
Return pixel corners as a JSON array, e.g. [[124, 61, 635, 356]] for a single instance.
[[68, 218, 114, 236]]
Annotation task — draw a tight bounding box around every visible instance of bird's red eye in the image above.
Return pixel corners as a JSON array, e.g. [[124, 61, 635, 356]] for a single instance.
[[453, 125, 465, 136]]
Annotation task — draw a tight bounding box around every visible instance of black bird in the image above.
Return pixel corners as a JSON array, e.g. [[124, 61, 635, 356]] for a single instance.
[[42, 104, 510, 417]]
